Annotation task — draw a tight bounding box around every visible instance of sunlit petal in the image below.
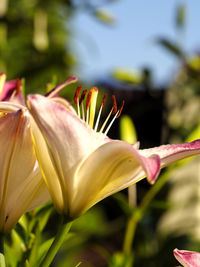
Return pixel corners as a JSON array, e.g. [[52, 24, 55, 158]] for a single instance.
[[69, 141, 160, 217], [27, 95, 104, 211], [0, 109, 49, 232], [30, 117, 64, 213], [28, 94, 105, 213]]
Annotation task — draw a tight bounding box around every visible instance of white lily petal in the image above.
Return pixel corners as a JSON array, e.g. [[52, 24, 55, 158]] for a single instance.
[[30, 117, 64, 213], [28, 94, 104, 212], [0, 110, 49, 232], [69, 141, 160, 217], [0, 101, 25, 113], [4, 164, 50, 232]]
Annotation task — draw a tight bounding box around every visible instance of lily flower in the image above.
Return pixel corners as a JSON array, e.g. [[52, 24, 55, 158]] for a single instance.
[[0, 75, 79, 232], [27, 83, 200, 219], [173, 248, 200, 267], [0, 102, 50, 233]]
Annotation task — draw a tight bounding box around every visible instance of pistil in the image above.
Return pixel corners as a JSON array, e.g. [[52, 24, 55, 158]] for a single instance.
[[73, 86, 82, 117], [79, 89, 87, 121], [89, 87, 98, 128], [86, 91, 92, 124]]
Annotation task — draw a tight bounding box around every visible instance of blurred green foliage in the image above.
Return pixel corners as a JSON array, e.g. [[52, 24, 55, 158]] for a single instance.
[[0, 0, 118, 94]]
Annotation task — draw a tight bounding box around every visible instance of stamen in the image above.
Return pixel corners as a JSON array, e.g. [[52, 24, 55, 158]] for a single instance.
[[111, 95, 118, 114], [73, 85, 82, 105], [86, 91, 92, 110], [79, 89, 87, 105], [98, 108, 113, 135], [73, 85, 82, 117], [89, 87, 98, 128], [80, 89, 87, 121], [104, 111, 119, 136], [100, 94, 107, 109], [103, 100, 125, 135], [86, 91, 92, 124], [116, 100, 125, 118], [94, 94, 107, 132], [0, 73, 6, 98]]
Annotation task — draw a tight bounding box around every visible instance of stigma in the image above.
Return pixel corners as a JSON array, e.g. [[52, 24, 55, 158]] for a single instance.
[[73, 86, 124, 135]]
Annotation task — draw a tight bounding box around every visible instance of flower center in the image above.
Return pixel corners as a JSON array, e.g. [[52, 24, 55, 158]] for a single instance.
[[73, 86, 124, 135]]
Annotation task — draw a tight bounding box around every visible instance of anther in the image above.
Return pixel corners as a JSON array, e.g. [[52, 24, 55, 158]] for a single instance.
[[79, 89, 87, 105], [86, 91, 92, 110], [111, 95, 118, 114], [116, 100, 125, 118], [73, 85, 82, 105], [100, 94, 107, 109], [80, 89, 87, 121]]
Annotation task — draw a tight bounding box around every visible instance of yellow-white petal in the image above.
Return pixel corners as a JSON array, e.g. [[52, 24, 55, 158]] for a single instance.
[[27, 94, 103, 213], [0, 109, 49, 232], [69, 141, 160, 218]]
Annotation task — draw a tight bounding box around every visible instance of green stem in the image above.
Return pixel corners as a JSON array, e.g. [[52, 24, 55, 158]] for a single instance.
[[0, 233, 5, 267], [123, 167, 174, 254], [123, 210, 141, 254], [39, 217, 72, 267]]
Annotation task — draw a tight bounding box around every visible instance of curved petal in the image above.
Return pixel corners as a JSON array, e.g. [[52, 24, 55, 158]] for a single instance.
[[27, 94, 103, 213], [4, 164, 50, 232], [173, 249, 200, 267], [0, 101, 25, 112], [139, 140, 200, 168], [0, 110, 49, 232], [69, 141, 160, 218], [29, 117, 65, 213], [27, 94, 101, 169]]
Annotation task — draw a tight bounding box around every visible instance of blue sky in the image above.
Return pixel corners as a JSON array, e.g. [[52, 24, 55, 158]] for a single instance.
[[72, 0, 200, 85]]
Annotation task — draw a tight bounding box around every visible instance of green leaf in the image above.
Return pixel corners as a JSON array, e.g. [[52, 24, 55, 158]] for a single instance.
[[93, 9, 116, 25], [28, 221, 41, 266], [176, 4, 186, 28], [5, 230, 25, 267], [112, 68, 142, 84], [157, 38, 183, 58], [36, 237, 54, 266], [109, 252, 134, 267], [14, 222, 28, 245], [120, 115, 137, 144], [0, 253, 6, 267], [186, 124, 200, 142], [34, 202, 53, 231], [73, 262, 82, 267]]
